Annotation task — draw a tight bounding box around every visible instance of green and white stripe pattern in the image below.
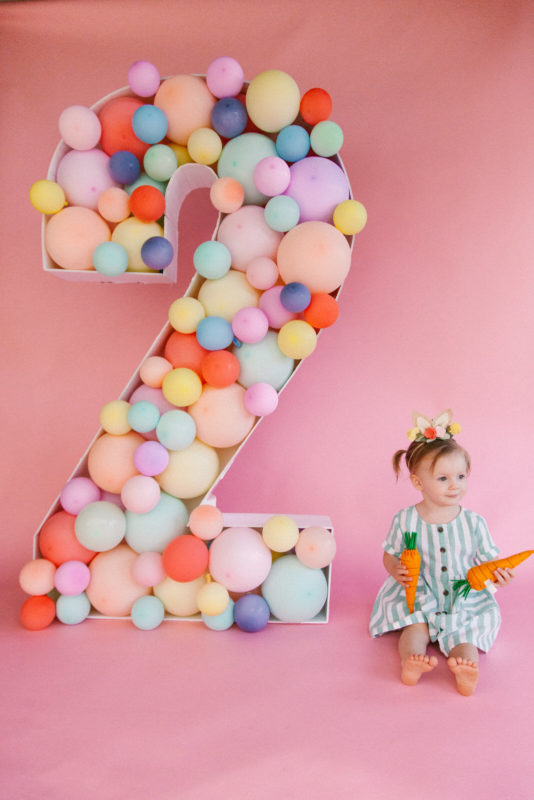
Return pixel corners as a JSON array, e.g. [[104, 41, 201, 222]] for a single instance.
[[369, 506, 502, 655]]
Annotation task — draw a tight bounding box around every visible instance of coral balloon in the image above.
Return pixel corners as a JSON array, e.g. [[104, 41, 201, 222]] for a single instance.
[[188, 504, 224, 541], [162, 534, 209, 582]]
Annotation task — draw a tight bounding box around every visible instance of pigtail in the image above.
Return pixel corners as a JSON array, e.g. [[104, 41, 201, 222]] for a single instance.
[[392, 449, 407, 480]]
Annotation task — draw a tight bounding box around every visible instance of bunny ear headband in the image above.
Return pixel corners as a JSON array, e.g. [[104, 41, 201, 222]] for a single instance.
[[407, 409, 462, 443]]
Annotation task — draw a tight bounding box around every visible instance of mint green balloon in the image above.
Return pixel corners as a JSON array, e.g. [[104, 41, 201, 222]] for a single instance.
[[143, 145, 178, 182], [125, 491, 188, 553], [131, 595, 165, 630], [218, 133, 277, 205], [92, 241, 128, 276], [261, 555, 328, 622], [264, 195, 300, 232], [125, 172, 167, 195], [233, 331, 294, 390], [56, 592, 91, 625], [310, 120, 344, 157]]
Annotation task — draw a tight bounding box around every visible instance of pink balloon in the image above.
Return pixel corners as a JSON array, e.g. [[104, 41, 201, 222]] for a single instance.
[[208, 527, 272, 592], [56, 149, 119, 210], [245, 256, 279, 290], [244, 383, 279, 416], [132, 551, 165, 587], [295, 526, 337, 568], [216, 205, 282, 271], [60, 477, 102, 514], [258, 285, 298, 330], [54, 560, 91, 595], [231, 306, 269, 344], [121, 475, 161, 514]]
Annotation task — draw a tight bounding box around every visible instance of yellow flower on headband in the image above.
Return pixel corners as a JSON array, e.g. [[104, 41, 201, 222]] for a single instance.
[[449, 422, 462, 435], [407, 427, 419, 441]]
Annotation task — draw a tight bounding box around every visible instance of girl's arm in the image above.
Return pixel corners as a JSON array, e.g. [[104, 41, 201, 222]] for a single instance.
[[383, 551, 412, 586]]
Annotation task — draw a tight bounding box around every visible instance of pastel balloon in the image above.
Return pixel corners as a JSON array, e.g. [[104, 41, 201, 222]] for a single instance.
[[211, 97, 248, 139], [29, 180, 66, 214], [45, 206, 110, 270], [264, 195, 300, 232], [54, 560, 91, 595], [156, 409, 197, 451], [295, 526, 337, 568], [333, 199, 367, 235], [164, 331, 208, 372], [131, 595, 165, 630], [19, 558, 56, 596], [125, 172, 167, 195], [196, 316, 235, 351], [278, 320, 317, 359], [20, 596, 56, 630], [132, 104, 168, 144], [187, 127, 222, 165], [58, 105, 102, 150], [189, 384, 256, 448], [139, 356, 173, 388], [244, 382, 278, 416], [162, 534, 209, 582], [217, 133, 277, 205], [57, 149, 118, 210], [38, 510, 96, 566], [128, 60, 161, 97], [253, 156, 291, 196], [262, 515, 299, 552], [125, 491, 188, 553], [197, 270, 260, 321], [206, 56, 244, 98], [196, 580, 230, 616], [258, 286, 297, 330], [129, 385, 176, 416], [92, 241, 129, 276], [56, 593, 91, 625], [74, 501, 127, 552], [310, 120, 344, 157], [209, 176, 245, 214], [111, 217, 164, 273], [200, 350, 240, 388], [87, 431, 144, 493], [277, 221, 352, 293], [245, 256, 278, 290], [157, 439, 219, 500], [193, 240, 232, 280], [303, 293, 339, 328], [299, 87, 332, 125], [280, 282, 311, 312], [275, 125, 310, 163], [232, 307, 269, 344], [109, 150, 141, 184], [154, 574, 206, 617], [233, 331, 294, 390], [154, 75, 216, 145], [246, 70, 300, 133], [87, 544, 150, 616], [216, 205, 282, 270], [141, 236, 174, 270], [100, 400, 131, 435], [98, 95, 149, 161], [144, 144, 178, 181], [134, 440, 169, 475], [284, 157, 350, 223], [202, 597, 235, 631], [97, 187, 130, 223], [121, 475, 161, 514], [60, 477, 102, 515], [209, 527, 272, 593], [234, 594, 270, 632], [261, 555, 328, 622], [132, 551, 165, 587], [188, 504, 224, 540], [127, 401, 160, 433], [162, 367, 203, 407]]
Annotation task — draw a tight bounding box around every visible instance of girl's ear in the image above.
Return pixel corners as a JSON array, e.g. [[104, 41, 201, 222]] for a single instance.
[[410, 472, 423, 491]]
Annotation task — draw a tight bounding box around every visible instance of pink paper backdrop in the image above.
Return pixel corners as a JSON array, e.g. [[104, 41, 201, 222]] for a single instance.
[[2, 1, 534, 797]]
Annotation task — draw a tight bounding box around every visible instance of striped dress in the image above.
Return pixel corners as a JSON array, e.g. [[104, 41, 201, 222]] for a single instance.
[[369, 506, 502, 655]]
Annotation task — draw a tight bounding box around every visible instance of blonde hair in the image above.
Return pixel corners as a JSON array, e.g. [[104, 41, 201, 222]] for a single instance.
[[393, 438, 471, 479]]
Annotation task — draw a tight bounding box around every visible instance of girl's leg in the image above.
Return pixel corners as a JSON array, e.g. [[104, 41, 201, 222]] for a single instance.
[[447, 643, 479, 696], [399, 623, 438, 685]]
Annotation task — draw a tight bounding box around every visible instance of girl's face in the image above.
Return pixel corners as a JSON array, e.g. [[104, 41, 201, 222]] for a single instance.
[[410, 451, 469, 508]]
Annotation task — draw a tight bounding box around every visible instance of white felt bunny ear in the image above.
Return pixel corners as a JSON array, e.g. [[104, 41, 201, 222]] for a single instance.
[[412, 411, 433, 431], [432, 409, 453, 429]]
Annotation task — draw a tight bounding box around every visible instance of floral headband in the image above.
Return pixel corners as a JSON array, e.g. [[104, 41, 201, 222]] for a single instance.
[[407, 409, 462, 443]]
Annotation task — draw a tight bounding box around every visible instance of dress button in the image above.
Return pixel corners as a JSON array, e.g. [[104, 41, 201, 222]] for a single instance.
[[441, 566, 447, 572], [443, 589, 449, 596], [440, 547, 446, 553], [437, 526, 444, 533]]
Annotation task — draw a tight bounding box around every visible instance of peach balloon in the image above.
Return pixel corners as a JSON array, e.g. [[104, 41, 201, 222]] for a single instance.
[[139, 356, 173, 388], [87, 544, 150, 616], [38, 510, 96, 566], [19, 558, 56, 596], [87, 431, 144, 494], [277, 221, 352, 293], [216, 205, 282, 271], [97, 187, 131, 223], [157, 439, 219, 499], [45, 206, 110, 270], [153, 574, 206, 617], [188, 504, 224, 540], [189, 384, 256, 448], [154, 75, 216, 145], [209, 177, 245, 214]]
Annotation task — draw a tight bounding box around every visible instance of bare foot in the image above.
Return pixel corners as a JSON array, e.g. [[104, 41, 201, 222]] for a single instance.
[[401, 654, 438, 686], [447, 657, 479, 696]]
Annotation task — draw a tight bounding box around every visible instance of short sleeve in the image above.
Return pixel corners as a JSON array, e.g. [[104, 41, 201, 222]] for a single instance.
[[474, 515, 500, 562], [382, 513, 405, 557]]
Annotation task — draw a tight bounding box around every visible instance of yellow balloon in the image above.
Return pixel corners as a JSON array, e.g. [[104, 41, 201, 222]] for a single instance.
[[99, 400, 131, 434], [262, 515, 299, 553], [154, 574, 206, 616], [167, 143, 193, 167], [111, 217, 163, 272], [187, 128, 223, 165], [29, 180, 67, 214], [333, 199, 367, 235], [246, 70, 301, 133], [162, 367, 202, 407], [278, 320, 317, 359], [157, 439, 220, 499], [168, 297, 206, 334], [196, 580, 230, 615]]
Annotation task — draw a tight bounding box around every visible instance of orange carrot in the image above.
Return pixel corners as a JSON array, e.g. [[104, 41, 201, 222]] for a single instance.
[[401, 531, 421, 613], [452, 550, 534, 598]]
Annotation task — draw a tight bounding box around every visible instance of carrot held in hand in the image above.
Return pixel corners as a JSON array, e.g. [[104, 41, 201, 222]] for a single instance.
[[401, 531, 421, 613], [452, 550, 534, 599]]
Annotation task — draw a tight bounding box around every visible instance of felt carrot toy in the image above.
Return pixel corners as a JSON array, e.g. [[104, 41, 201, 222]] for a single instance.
[[452, 550, 534, 599], [401, 531, 421, 613]]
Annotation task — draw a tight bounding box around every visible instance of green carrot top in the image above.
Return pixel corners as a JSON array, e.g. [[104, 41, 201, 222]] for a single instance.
[[404, 531, 418, 550]]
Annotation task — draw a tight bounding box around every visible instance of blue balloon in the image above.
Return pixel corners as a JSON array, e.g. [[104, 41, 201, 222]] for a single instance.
[[109, 150, 141, 184], [141, 236, 174, 270], [280, 282, 311, 313], [234, 594, 270, 632], [131, 595, 165, 630], [56, 592, 91, 625], [202, 598, 235, 631], [211, 97, 248, 139], [264, 195, 300, 232], [196, 316, 234, 351], [132, 105, 168, 144], [261, 555, 328, 622], [127, 401, 160, 433], [92, 241, 129, 276], [276, 125, 310, 162]]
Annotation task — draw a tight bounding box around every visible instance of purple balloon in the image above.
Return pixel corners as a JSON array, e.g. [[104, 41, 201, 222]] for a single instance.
[[134, 440, 170, 476], [284, 156, 350, 223], [234, 594, 270, 632]]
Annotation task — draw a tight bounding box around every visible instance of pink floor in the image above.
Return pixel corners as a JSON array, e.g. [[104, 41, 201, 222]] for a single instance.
[[2, 1, 534, 798]]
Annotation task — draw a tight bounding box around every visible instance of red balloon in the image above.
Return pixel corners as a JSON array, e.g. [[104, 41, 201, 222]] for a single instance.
[[162, 534, 209, 582], [299, 88, 332, 126], [303, 293, 339, 329], [98, 96, 150, 161], [164, 331, 207, 373], [20, 595, 56, 630], [201, 350, 240, 387], [38, 510, 96, 566], [129, 185, 166, 222]]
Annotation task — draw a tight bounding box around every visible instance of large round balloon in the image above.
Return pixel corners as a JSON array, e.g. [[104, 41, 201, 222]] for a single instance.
[[188, 384, 256, 448], [216, 206, 282, 271], [153, 574, 206, 617], [261, 555, 328, 622], [277, 220, 352, 294], [87, 544, 150, 616], [209, 527, 272, 593], [125, 491, 188, 553], [157, 439, 219, 499]]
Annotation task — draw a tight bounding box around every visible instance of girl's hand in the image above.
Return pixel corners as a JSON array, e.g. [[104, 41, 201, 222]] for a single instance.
[[384, 552, 413, 587], [493, 567, 515, 587]]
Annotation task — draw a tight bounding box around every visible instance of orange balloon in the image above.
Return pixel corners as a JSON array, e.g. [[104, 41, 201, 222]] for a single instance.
[[164, 331, 207, 373], [38, 510, 96, 566], [303, 293, 339, 328], [188, 504, 224, 540], [162, 534, 209, 582], [129, 185, 166, 222], [299, 88, 332, 126], [20, 595, 56, 630], [200, 350, 240, 387], [98, 96, 150, 160], [87, 431, 144, 494]]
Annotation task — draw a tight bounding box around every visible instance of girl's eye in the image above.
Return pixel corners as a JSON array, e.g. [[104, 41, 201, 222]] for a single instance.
[[437, 476, 447, 482], [458, 474, 466, 480]]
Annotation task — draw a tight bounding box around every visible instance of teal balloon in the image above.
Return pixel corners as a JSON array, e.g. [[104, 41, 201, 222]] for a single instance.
[[125, 491, 188, 553], [92, 241, 128, 276], [156, 409, 196, 451], [264, 195, 300, 232], [217, 133, 277, 205], [233, 330, 294, 390], [261, 555, 328, 622], [56, 592, 91, 625], [131, 595, 165, 630], [193, 240, 231, 279], [202, 598, 235, 631], [127, 401, 160, 433]]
